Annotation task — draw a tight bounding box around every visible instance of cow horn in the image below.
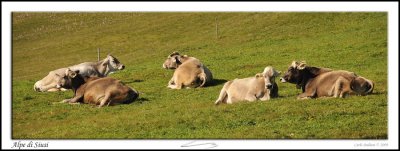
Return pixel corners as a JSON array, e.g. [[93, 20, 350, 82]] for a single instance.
[[298, 61, 307, 70], [65, 68, 71, 76], [169, 51, 180, 57]]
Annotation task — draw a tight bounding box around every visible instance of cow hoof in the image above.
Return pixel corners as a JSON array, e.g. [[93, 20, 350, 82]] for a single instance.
[[61, 99, 71, 103]]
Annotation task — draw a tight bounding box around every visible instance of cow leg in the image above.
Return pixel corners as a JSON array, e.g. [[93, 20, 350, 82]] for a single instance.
[[297, 86, 316, 99], [98, 94, 111, 107], [259, 94, 270, 101], [68, 95, 83, 103], [226, 96, 234, 104], [297, 93, 312, 100], [215, 81, 233, 105], [60, 88, 68, 91], [245, 94, 257, 102], [61, 94, 83, 104], [47, 88, 61, 92], [334, 77, 352, 98], [168, 77, 175, 85]]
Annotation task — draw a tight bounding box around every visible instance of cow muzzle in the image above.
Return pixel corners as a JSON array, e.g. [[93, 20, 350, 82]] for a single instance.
[[266, 84, 273, 89], [280, 77, 287, 83], [119, 65, 125, 70], [34, 82, 42, 92], [34, 86, 41, 92]]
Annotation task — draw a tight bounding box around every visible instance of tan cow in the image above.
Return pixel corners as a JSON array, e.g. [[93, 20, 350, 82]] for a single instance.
[[61, 69, 139, 107], [162, 52, 213, 89], [214, 66, 280, 105], [280, 61, 374, 99], [34, 54, 125, 92]]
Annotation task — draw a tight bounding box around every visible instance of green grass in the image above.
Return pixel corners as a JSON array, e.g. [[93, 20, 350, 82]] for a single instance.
[[12, 12, 387, 139]]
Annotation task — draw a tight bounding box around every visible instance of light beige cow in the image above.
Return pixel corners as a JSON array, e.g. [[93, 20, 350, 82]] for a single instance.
[[162, 52, 213, 89], [34, 54, 125, 92], [214, 66, 280, 105]]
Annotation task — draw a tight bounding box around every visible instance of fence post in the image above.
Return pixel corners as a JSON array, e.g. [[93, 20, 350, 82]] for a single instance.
[[97, 48, 100, 61], [215, 17, 219, 39]]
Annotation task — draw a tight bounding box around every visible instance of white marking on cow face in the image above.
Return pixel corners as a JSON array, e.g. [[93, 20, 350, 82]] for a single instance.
[[163, 53, 181, 69], [262, 66, 280, 89]]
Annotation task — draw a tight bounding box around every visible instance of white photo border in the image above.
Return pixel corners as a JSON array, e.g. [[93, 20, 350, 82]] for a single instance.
[[2, 1, 398, 149]]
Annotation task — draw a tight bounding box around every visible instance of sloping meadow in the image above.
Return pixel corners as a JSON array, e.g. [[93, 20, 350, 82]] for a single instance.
[[12, 12, 387, 139]]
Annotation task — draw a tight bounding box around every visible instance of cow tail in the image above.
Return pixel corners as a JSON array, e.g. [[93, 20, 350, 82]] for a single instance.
[[198, 72, 207, 87], [215, 81, 233, 105], [366, 79, 374, 94]]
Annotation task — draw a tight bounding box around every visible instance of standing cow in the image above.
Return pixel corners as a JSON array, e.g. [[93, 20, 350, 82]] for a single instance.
[[280, 61, 374, 99], [60, 69, 139, 107], [34, 54, 125, 92], [214, 66, 280, 105], [162, 52, 213, 89]]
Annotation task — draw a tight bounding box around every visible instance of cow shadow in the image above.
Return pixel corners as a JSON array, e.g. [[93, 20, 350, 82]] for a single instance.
[[206, 79, 228, 87], [135, 97, 150, 103], [124, 79, 144, 84]]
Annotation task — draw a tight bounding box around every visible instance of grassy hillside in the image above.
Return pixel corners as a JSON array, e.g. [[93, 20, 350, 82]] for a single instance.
[[12, 12, 387, 139]]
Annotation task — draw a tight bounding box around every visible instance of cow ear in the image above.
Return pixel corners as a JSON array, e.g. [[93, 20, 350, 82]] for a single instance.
[[274, 70, 281, 77], [65, 68, 77, 78], [175, 55, 182, 62], [255, 73, 263, 78], [65, 69, 70, 76], [102, 60, 108, 66], [298, 61, 306, 70]]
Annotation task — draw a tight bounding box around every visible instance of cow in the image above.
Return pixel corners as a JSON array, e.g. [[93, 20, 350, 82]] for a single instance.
[[214, 66, 280, 105], [162, 52, 213, 89], [34, 54, 125, 92], [280, 61, 374, 99], [60, 69, 139, 107]]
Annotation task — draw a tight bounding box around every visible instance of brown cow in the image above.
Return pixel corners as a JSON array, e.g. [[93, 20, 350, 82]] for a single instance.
[[60, 69, 139, 107], [162, 52, 213, 89], [280, 61, 374, 99]]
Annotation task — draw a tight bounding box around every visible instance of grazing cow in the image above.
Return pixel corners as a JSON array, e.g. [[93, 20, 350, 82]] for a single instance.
[[34, 54, 125, 92], [214, 66, 280, 105], [280, 61, 374, 99], [61, 69, 139, 107], [162, 52, 213, 89]]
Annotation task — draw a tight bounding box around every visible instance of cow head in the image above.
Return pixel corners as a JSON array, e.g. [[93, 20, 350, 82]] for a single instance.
[[102, 54, 125, 72], [256, 66, 280, 90], [34, 70, 70, 92], [351, 76, 374, 95], [62, 68, 87, 92], [280, 61, 306, 87], [162, 51, 183, 69]]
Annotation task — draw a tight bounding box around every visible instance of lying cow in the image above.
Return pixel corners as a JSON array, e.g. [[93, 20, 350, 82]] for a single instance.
[[162, 52, 213, 89], [214, 66, 280, 105], [280, 61, 374, 99], [34, 54, 125, 92], [60, 69, 139, 107]]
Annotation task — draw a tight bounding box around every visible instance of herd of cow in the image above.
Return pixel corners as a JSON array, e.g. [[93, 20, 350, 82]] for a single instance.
[[33, 52, 374, 107]]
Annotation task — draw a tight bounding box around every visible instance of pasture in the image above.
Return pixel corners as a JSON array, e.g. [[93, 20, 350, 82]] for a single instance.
[[12, 12, 387, 139]]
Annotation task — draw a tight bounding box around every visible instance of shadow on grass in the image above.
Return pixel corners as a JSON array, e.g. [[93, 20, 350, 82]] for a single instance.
[[206, 79, 228, 87], [367, 91, 387, 96], [135, 97, 150, 103], [124, 79, 144, 84]]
